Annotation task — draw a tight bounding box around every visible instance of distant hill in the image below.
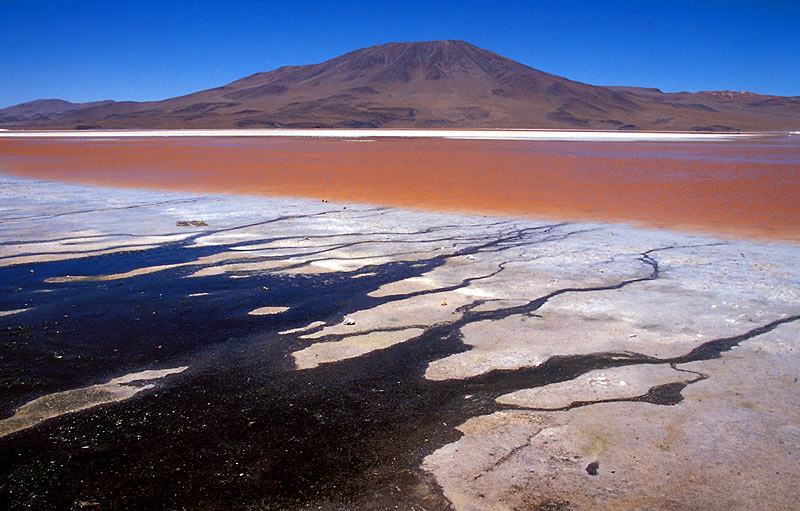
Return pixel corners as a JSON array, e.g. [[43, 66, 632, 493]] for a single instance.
[[0, 99, 115, 125], [2, 40, 798, 131]]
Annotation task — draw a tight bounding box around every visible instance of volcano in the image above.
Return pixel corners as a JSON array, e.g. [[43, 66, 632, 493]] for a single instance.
[[1, 40, 798, 131]]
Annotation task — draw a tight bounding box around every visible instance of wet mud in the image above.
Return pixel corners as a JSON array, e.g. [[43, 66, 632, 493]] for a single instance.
[[1, 213, 797, 510]]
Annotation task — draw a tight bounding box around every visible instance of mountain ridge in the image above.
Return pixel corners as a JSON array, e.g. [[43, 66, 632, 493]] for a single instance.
[[2, 40, 798, 131]]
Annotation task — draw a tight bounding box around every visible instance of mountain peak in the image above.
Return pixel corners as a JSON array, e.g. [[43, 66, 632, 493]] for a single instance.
[[225, 39, 533, 92], [325, 39, 531, 82]]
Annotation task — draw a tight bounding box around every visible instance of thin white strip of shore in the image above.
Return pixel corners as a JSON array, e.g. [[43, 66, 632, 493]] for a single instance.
[[0, 128, 774, 141]]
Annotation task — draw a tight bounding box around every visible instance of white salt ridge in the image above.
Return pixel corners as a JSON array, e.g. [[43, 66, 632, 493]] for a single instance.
[[0, 366, 188, 438], [0, 128, 764, 142], [248, 306, 290, 315]]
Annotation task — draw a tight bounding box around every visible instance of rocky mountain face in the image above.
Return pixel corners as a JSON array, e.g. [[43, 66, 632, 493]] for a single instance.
[[2, 40, 798, 131]]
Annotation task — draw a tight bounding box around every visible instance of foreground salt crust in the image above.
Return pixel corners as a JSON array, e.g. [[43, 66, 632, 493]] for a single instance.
[[1, 175, 798, 510]]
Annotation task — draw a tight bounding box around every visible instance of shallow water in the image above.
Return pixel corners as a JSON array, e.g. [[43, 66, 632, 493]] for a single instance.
[[1, 136, 798, 241]]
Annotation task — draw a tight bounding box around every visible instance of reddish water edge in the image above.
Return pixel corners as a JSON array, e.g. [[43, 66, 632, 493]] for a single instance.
[[1, 136, 798, 242]]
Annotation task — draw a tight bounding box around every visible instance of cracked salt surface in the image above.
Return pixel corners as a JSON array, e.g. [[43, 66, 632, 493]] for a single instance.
[[0, 175, 798, 510]]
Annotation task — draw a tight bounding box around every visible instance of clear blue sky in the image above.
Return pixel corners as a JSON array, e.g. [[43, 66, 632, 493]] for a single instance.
[[1, 0, 799, 108]]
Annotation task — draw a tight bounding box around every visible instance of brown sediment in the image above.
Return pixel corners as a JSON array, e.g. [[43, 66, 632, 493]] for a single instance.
[[0, 137, 798, 242]]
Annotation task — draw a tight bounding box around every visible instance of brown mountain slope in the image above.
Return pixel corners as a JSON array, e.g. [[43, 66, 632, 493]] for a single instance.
[[2, 40, 798, 131]]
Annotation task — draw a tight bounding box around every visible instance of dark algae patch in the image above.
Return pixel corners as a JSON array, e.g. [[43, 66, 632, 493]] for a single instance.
[[1, 215, 798, 510]]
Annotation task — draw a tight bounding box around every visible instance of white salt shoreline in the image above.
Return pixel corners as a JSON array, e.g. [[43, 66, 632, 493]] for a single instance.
[[0, 128, 774, 141]]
